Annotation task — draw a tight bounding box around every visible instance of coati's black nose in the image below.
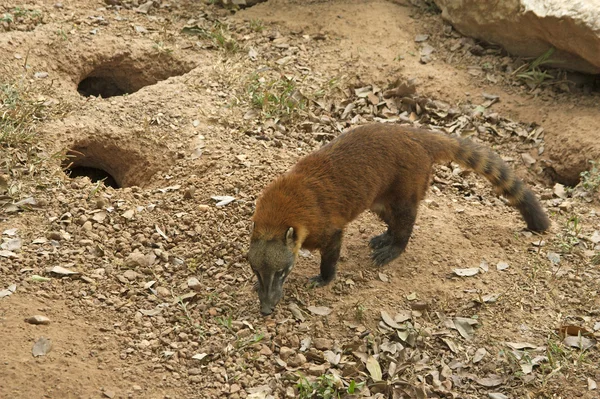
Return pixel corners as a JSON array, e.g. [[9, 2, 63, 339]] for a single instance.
[[260, 305, 274, 316]]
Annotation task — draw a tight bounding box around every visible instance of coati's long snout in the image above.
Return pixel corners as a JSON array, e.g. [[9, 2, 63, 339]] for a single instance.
[[248, 123, 550, 315], [248, 226, 297, 315]]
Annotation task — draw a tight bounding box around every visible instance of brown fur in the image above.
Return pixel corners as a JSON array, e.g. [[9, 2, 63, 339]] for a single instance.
[[248, 123, 549, 314]]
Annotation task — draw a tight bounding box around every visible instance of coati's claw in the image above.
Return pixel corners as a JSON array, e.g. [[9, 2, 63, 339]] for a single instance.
[[308, 274, 333, 287], [369, 232, 393, 249], [253, 280, 259, 292], [371, 245, 403, 267]]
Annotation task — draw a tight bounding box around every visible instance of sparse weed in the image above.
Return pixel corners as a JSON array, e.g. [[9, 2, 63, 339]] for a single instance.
[[247, 73, 307, 120], [578, 160, 600, 194], [153, 41, 174, 55], [297, 373, 363, 399], [514, 47, 559, 89], [182, 21, 240, 53], [177, 296, 205, 338], [1, 7, 43, 31], [249, 19, 264, 33], [354, 302, 365, 322], [554, 214, 582, 255], [236, 332, 264, 350], [216, 314, 233, 331], [0, 81, 46, 147]]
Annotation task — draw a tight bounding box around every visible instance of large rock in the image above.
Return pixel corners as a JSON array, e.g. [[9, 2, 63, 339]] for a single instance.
[[434, 0, 600, 74]]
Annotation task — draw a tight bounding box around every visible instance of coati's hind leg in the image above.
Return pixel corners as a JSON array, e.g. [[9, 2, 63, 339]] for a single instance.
[[309, 230, 343, 287], [371, 200, 418, 267]]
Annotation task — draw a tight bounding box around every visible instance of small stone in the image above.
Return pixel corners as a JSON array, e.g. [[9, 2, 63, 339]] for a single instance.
[[25, 315, 51, 325], [103, 390, 115, 399], [307, 364, 328, 376], [279, 346, 294, 360], [313, 338, 333, 351], [259, 345, 273, 356], [208, 308, 218, 316], [187, 277, 202, 292], [559, 201, 573, 211], [132, 385, 142, 391], [285, 387, 295, 398], [198, 204, 210, 212], [183, 188, 196, 199], [156, 287, 170, 297], [82, 221, 93, 231], [287, 353, 306, 367], [123, 270, 138, 281], [230, 384, 241, 394], [96, 199, 107, 209], [47, 231, 62, 241]]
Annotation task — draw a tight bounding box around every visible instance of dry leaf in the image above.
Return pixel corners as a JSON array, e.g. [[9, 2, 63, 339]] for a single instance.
[[454, 317, 477, 340], [192, 353, 208, 361], [496, 261, 509, 271], [588, 378, 597, 390], [395, 310, 412, 323], [366, 355, 383, 382], [505, 341, 537, 350], [307, 306, 332, 316], [381, 310, 402, 329], [441, 337, 458, 353], [475, 375, 503, 387], [473, 347, 487, 363], [0, 284, 17, 298], [563, 335, 596, 350], [453, 267, 479, 277], [211, 195, 235, 207], [32, 337, 52, 357], [48, 266, 79, 276], [559, 324, 593, 338]]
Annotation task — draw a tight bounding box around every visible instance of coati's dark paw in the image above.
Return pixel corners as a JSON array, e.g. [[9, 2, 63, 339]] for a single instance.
[[371, 245, 403, 267], [369, 232, 392, 249], [308, 274, 334, 287]]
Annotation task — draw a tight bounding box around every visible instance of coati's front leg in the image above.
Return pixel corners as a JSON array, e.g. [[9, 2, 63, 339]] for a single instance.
[[371, 202, 418, 266], [309, 230, 342, 287]]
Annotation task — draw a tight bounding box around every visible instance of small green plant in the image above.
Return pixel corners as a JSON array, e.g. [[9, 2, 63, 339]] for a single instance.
[[514, 47, 559, 88], [182, 21, 240, 53], [236, 332, 265, 349], [153, 41, 174, 55], [354, 302, 365, 322], [578, 160, 600, 193], [216, 314, 233, 330], [1, 13, 14, 23], [297, 373, 364, 399], [249, 19, 264, 33], [247, 73, 306, 120], [1, 7, 43, 31], [555, 214, 582, 255]]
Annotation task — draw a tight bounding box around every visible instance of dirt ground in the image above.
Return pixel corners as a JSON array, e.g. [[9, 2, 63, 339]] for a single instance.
[[1, 0, 600, 398]]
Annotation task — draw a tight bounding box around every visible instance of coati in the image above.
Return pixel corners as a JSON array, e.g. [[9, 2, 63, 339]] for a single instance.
[[248, 123, 550, 315]]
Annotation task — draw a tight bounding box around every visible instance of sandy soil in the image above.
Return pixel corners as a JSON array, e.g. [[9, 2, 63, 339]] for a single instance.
[[1, 0, 599, 398]]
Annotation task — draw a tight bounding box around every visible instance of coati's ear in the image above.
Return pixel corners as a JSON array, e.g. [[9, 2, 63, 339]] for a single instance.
[[285, 227, 295, 248]]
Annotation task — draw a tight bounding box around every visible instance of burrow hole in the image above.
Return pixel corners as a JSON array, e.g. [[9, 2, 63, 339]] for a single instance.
[[77, 56, 194, 98], [62, 139, 159, 189]]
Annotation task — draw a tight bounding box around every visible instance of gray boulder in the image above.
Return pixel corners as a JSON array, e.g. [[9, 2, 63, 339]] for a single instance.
[[434, 0, 600, 74]]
